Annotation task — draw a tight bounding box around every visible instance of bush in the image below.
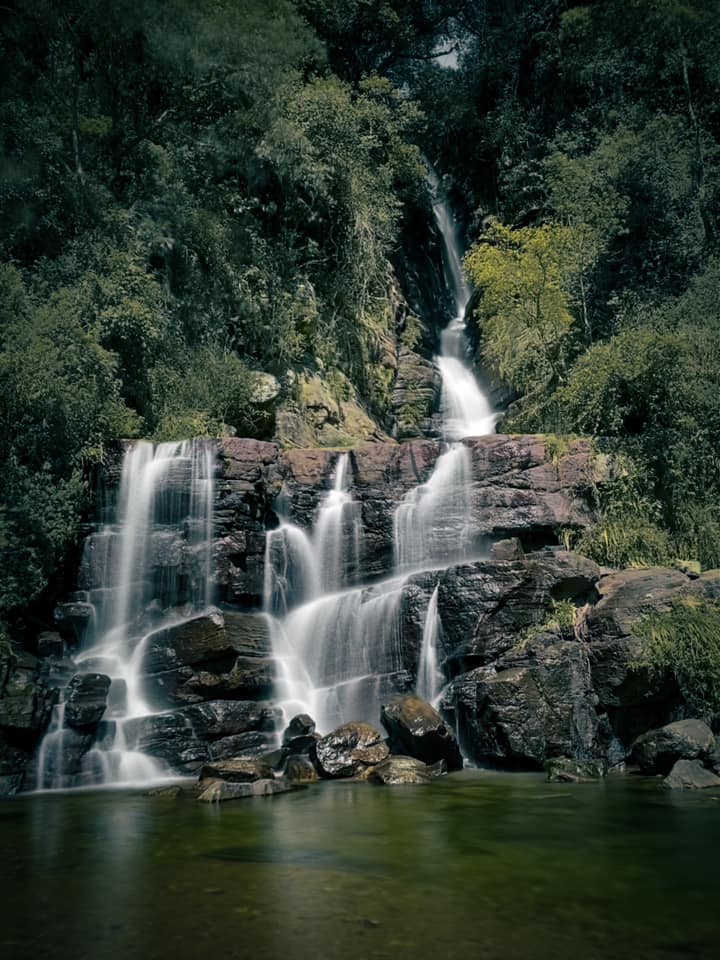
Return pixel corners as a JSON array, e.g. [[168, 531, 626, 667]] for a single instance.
[[631, 598, 720, 720]]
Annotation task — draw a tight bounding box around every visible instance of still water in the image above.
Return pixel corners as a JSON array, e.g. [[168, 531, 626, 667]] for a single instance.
[[2, 771, 719, 960]]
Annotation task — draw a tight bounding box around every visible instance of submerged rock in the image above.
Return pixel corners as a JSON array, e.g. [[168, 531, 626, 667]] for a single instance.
[[546, 758, 606, 783], [197, 777, 298, 803], [632, 720, 715, 775], [381, 695, 463, 771], [368, 756, 446, 785], [664, 759, 720, 790], [313, 722, 389, 778]]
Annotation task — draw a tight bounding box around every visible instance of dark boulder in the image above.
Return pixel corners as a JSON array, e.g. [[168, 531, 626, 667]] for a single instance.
[[313, 722, 389, 778], [664, 759, 720, 790], [64, 673, 110, 728], [368, 756, 446, 785], [446, 634, 600, 769], [282, 713, 316, 744], [632, 720, 715, 775], [140, 611, 274, 707], [381, 694, 463, 771]]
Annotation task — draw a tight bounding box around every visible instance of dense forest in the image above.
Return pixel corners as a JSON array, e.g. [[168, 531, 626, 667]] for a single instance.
[[1, 0, 720, 640]]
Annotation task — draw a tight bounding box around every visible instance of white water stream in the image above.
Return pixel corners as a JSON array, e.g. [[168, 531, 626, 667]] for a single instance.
[[264, 166, 497, 732], [36, 440, 215, 790]]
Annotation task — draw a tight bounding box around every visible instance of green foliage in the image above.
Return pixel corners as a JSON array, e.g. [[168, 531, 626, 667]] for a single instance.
[[631, 598, 720, 719], [149, 346, 258, 441], [465, 219, 581, 393]]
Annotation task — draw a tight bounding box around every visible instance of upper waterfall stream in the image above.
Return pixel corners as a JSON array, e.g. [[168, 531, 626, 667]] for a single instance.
[[265, 168, 497, 734]]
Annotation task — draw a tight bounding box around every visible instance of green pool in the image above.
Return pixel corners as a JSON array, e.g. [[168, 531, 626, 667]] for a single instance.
[[2, 771, 719, 960]]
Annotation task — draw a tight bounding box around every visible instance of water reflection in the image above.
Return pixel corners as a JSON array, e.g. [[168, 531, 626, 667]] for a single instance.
[[3, 773, 720, 960]]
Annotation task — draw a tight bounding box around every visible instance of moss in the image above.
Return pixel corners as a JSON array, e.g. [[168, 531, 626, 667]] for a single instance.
[[542, 434, 575, 466], [630, 597, 720, 719]]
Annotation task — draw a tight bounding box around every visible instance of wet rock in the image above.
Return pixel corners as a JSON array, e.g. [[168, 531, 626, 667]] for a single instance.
[[368, 756, 446, 785], [123, 712, 208, 772], [632, 720, 715, 775], [141, 611, 275, 707], [197, 777, 299, 803], [54, 600, 94, 643], [64, 673, 110, 728], [181, 700, 281, 742], [36, 632, 64, 659], [436, 550, 600, 671], [199, 757, 273, 783], [446, 635, 599, 769], [546, 758, 606, 783], [282, 713, 316, 743], [207, 731, 277, 761], [664, 759, 720, 790], [381, 695, 463, 771], [284, 755, 320, 783], [0, 654, 54, 731], [313, 722, 389, 778]]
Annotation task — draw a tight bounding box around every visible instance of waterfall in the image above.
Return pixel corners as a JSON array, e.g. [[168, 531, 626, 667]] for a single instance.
[[417, 584, 443, 705], [264, 169, 498, 735], [36, 440, 215, 790], [428, 166, 498, 440], [265, 453, 408, 732]]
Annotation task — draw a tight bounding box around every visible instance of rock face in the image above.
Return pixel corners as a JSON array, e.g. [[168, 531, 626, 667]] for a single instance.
[[448, 633, 600, 769], [64, 673, 110, 728], [122, 700, 282, 775], [313, 722, 389, 778], [664, 759, 720, 790], [140, 610, 274, 707], [578, 568, 720, 745], [632, 720, 715, 775], [381, 695, 463, 771]]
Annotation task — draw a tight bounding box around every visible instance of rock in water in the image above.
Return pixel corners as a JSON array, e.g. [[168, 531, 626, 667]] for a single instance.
[[284, 756, 320, 783], [199, 756, 273, 783], [282, 713, 316, 744], [64, 673, 110, 728], [546, 758, 606, 783], [313, 722, 389, 778], [381, 695, 463, 771], [197, 777, 299, 803], [632, 720, 715, 775], [664, 759, 720, 790], [369, 756, 446, 785]]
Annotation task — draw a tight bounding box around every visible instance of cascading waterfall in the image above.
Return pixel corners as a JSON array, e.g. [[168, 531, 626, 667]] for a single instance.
[[429, 166, 498, 440], [265, 168, 498, 734], [417, 584, 443, 705], [265, 454, 408, 733], [36, 440, 215, 790]]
